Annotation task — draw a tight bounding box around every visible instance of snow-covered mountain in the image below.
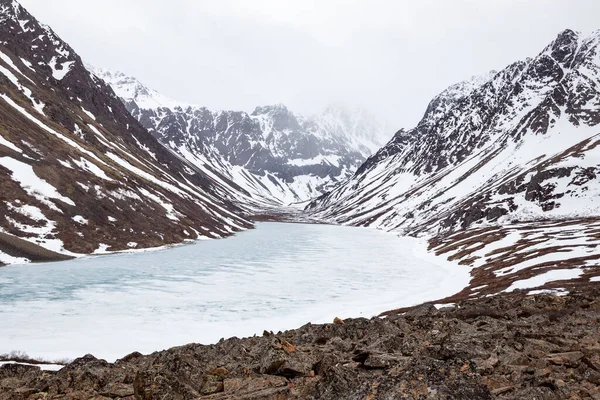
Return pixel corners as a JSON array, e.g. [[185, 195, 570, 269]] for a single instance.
[[0, 0, 252, 265], [92, 68, 392, 204], [308, 29, 600, 295]]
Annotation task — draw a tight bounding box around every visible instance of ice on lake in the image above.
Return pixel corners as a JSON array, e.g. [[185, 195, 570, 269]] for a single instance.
[[0, 222, 469, 362]]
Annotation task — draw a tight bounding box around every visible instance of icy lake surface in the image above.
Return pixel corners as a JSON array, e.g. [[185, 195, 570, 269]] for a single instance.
[[0, 222, 469, 362]]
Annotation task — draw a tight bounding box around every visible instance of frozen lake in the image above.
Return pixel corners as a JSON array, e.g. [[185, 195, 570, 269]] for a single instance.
[[0, 222, 469, 362]]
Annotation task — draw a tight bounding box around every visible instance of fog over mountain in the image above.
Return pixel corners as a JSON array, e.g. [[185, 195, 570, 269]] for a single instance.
[[17, 0, 600, 128]]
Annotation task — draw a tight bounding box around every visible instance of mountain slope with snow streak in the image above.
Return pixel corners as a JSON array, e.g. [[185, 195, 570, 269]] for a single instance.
[[308, 29, 600, 295], [92, 68, 392, 205], [0, 0, 252, 265]]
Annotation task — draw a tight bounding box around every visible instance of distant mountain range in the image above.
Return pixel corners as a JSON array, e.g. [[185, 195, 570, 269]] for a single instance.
[[91, 67, 392, 204], [0, 0, 392, 264]]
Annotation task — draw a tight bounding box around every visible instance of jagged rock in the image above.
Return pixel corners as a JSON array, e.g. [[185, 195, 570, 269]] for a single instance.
[[3, 289, 600, 399], [546, 351, 584, 367], [201, 375, 224, 395]]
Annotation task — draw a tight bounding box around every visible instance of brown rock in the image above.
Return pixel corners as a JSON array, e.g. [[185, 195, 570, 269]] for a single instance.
[[279, 339, 296, 354], [211, 367, 230, 378], [491, 386, 515, 395], [224, 375, 288, 394], [546, 351, 584, 366], [3, 288, 600, 399], [201, 375, 225, 395], [100, 383, 134, 398]]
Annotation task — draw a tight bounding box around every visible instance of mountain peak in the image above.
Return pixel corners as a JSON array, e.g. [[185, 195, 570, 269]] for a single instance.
[[311, 103, 393, 152], [547, 29, 581, 64], [421, 70, 496, 126], [251, 103, 290, 116], [0, 0, 20, 19], [0, 0, 252, 261], [310, 27, 600, 235], [555, 28, 579, 41], [89, 66, 185, 109]]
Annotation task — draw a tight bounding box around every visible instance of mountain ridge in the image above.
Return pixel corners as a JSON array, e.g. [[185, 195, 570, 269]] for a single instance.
[[310, 28, 600, 230], [0, 0, 252, 265], [91, 66, 393, 204], [307, 28, 600, 297]]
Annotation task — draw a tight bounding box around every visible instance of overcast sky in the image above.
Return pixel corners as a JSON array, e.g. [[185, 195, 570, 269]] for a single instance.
[[19, 0, 600, 129]]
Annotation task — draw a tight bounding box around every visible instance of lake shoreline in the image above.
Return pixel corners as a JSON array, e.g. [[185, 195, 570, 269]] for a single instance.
[[2, 286, 599, 398], [0, 222, 471, 363]]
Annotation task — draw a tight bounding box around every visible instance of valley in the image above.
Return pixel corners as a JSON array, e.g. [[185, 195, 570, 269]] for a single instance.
[[0, 0, 599, 398]]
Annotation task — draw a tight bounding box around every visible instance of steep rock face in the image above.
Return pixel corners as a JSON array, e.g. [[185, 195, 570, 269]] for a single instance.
[[92, 68, 392, 204], [0, 0, 251, 265], [309, 29, 600, 234]]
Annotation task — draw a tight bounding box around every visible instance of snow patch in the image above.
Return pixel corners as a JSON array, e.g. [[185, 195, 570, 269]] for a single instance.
[[0, 134, 22, 153], [48, 57, 74, 80], [505, 269, 584, 292], [0, 157, 75, 209], [71, 215, 88, 225]]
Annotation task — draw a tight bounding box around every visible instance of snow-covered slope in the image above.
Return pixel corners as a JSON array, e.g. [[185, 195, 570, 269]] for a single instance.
[[308, 29, 600, 294], [0, 0, 252, 265], [92, 67, 392, 205]]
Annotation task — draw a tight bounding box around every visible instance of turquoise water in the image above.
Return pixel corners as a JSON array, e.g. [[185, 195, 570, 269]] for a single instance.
[[0, 222, 468, 361]]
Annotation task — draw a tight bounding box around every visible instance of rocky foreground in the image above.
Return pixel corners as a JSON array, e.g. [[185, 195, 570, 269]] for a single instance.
[[2, 287, 600, 399]]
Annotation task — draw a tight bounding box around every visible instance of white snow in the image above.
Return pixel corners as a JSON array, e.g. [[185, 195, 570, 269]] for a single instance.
[[7, 203, 47, 222], [0, 251, 29, 265], [4, 203, 72, 255], [72, 157, 114, 182], [288, 154, 341, 167], [0, 222, 471, 362], [0, 49, 35, 84], [0, 134, 22, 153], [527, 289, 569, 296], [504, 269, 584, 292], [57, 159, 72, 169], [0, 157, 75, 209], [0, 54, 44, 115], [48, 57, 74, 80], [71, 216, 88, 225], [433, 303, 456, 309], [0, 94, 106, 166], [93, 244, 110, 254], [590, 276, 600, 282], [19, 57, 36, 72], [87, 66, 185, 109], [0, 361, 64, 371], [137, 187, 181, 221], [81, 107, 96, 121]]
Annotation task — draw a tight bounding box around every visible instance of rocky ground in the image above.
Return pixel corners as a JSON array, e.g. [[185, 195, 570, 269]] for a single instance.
[[2, 287, 600, 399]]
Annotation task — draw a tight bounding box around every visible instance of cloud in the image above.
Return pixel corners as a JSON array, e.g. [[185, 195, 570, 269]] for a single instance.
[[18, 0, 600, 131]]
